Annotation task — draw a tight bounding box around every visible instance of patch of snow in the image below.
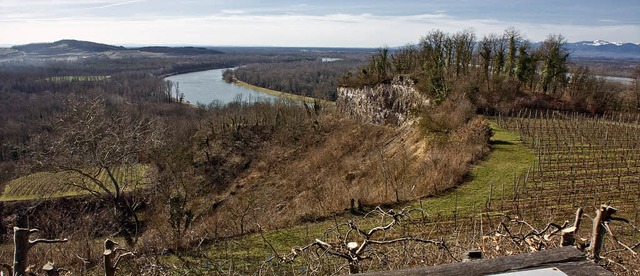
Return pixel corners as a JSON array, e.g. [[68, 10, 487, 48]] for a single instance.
[[589, 40, 611, 46], [584, 40, 623, 46]]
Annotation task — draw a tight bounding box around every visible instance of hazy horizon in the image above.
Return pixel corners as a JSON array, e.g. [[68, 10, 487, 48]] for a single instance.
[[1, 0, 639, 47]]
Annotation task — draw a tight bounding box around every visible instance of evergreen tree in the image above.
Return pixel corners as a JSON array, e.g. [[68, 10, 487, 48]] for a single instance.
[[539, 34, 570, 95]]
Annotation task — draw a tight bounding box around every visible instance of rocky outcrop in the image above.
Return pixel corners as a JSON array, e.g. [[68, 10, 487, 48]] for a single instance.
[[337, 76, 429, 126]]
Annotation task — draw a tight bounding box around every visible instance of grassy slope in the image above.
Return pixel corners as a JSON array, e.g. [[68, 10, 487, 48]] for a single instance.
[[410, 122, 535, 214], [167, 121, 536, 270]]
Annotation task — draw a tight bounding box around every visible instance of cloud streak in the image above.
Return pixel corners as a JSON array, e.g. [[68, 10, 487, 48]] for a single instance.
[[89, 0, 145, 10]]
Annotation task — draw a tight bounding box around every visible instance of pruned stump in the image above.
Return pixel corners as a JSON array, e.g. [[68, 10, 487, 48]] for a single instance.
[[13, 227, 67, 276], [590, 205, 617, 260], [103, 239, 133, 276]]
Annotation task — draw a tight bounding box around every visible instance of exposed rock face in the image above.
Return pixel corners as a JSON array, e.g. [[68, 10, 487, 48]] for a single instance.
[[337, 76, 429, 126]]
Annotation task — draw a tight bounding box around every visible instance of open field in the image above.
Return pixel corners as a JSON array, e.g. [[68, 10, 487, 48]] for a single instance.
[[0, 164, 148, 201]]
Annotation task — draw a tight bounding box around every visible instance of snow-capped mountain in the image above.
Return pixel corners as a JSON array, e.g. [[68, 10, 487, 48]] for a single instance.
[[566, 40, 640, 59], [579, 40, 624, 47]]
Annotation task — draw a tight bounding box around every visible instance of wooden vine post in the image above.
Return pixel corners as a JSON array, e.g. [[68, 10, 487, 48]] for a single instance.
[[12, 227, 68, 276]]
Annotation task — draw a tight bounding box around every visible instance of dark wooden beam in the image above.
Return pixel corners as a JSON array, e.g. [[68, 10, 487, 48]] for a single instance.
[[362, 247, 612, 276]]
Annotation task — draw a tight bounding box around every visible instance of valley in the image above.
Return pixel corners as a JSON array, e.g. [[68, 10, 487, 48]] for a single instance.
[[0, 29, 639, 275]]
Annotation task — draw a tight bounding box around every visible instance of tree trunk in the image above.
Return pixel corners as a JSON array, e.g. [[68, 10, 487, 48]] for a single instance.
[[12, 227, 67, 276], [13, 228, 32, 276]]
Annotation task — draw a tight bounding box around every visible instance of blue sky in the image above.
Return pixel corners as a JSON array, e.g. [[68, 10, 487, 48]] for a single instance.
[[1, 0, 638, 47]]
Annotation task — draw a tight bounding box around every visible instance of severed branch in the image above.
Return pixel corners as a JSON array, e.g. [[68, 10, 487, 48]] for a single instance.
[[602, 222, 638, 256], [497, 209, 585, 251]]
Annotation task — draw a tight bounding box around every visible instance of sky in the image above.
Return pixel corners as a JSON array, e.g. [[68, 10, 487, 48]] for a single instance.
[[0, 0, 639, 47]]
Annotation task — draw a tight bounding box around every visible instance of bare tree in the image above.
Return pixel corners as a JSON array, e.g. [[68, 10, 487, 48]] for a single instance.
[[29, 95, 163, 245]]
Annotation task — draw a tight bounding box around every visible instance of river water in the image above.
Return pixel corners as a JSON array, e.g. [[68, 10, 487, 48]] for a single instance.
[[165, 68, 276, 106]]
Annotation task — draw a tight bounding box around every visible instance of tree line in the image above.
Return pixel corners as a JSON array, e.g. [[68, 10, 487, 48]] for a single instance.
[[340, 29, 635, 113], [226, 58, 368, 101]]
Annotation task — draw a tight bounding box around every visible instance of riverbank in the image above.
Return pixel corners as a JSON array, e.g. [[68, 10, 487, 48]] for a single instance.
[[232, 78, 335, 106]]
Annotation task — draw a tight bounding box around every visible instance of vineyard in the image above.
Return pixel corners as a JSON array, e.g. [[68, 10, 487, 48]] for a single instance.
[[495, 111, 640, 274], [0, 164, 148, 201], [186, 113, 640, 275], [497, 111, 640, 219]]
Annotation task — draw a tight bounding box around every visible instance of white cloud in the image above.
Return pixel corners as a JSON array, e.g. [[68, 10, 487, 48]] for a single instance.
[[1, 12, 639, 47], [220, 10, 246, 15]]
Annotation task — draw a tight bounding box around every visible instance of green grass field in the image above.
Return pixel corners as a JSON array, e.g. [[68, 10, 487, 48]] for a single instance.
[[0, 164, 148, 201], [408, 121, 535, 214]]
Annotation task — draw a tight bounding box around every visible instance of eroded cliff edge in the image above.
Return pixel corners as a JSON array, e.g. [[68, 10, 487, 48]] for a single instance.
[[336, 76, 430, 126]]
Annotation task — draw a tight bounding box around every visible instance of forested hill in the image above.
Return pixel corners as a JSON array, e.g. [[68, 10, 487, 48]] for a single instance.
[[12, 39, 126, 54], [3, 39, 223, 60]]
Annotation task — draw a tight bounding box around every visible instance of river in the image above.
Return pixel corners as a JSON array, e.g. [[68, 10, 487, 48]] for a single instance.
[[165, 68, 277, 106]]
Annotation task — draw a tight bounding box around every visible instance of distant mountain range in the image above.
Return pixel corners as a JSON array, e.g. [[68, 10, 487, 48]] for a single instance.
[[0, 39, 224, 62], [1, 39, 639, 62], [557, 40, 640, 59]]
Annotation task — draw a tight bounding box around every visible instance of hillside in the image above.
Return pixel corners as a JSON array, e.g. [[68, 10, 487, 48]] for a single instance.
[[11, 39, 125, 55], [0, 39, 224, 62]]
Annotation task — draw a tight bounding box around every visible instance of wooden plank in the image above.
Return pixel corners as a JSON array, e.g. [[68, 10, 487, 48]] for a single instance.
[[552, 261, 614, 276], [362, 247, 612, 276]]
